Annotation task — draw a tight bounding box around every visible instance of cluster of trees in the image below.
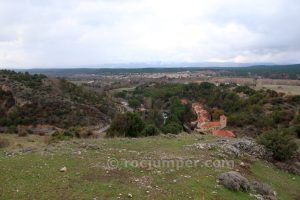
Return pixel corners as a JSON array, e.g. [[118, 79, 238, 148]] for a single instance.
[[108, 96, 196, 137], [0, 70, 46, 89], [161, 98, 195, 134], [133, 82, 300, 135], [221, 64, 300, 79], [0, 109, 23, 127], [60, 78, 104, 104], [0, 71, 116, 129], [107, 112, 159, 137]]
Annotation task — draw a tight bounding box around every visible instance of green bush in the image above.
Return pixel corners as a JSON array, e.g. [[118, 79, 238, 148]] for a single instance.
[[8, 125, 17, 134], [114, 91, 127, 98], [145, 109, 163, 127], [258, 129, 298, 161], [141, 124, 160, 136], [107, 112, 145, 137], [128, 98, 141, 109], [49, 127, 93, 142], [161, 122, 182, 134], [234, 85, 255, 95], [50, 131, 72, 142], [292, 125, 300, 139]]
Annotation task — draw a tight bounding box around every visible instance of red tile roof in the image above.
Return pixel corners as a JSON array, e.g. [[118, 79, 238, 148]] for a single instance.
[[201, 121, 221, 128], [192, 103, 210, 123], [192, 102, 235, 138], [212, 130, 236, 138]]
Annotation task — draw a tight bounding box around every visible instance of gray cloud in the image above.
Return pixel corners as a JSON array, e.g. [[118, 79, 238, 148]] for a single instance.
[[0, 0, 300, 68]]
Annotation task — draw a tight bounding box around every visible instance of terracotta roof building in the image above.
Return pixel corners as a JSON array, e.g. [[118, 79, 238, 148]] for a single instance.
[[191, 103, 235, 138]]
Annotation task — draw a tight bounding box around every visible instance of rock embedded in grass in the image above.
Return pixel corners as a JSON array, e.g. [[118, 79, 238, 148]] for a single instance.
[[218, 171, 250, 192], [128, 193, 133, 198], [251, 181, 277, 200], [188, 138, 269, 159], [60, 166, 67, 172]]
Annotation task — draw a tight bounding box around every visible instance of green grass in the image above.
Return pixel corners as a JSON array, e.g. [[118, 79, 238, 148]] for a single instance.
[[0, 134, 299, 200], [251, 161, 300, 200]]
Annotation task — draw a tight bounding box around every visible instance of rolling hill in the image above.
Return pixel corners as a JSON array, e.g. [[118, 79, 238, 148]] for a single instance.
[[0, 70, 115, 130]]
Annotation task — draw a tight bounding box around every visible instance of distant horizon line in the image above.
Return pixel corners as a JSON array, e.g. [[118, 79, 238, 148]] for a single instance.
[[2, 61, 300, 70]]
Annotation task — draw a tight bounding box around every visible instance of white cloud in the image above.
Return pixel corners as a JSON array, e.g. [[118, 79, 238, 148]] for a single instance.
[[0, 0, 299, 68]]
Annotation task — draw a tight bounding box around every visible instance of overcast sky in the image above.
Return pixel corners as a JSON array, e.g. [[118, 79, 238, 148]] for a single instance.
[[1, 0, 300, 68]]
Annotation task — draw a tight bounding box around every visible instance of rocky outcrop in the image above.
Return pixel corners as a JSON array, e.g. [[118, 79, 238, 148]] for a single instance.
[[187, 138, 271, 159], [17, 125, 59, 135], [274, 159, 300, 176], [251, 181, 277, 200], [218, 171, 250, 192], [218, 171, 278, 200], [231, 139, 268, 158]]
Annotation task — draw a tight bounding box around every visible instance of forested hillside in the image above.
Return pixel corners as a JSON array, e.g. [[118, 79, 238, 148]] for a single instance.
[[0, 70, 115, 130], [120, 82, 300, 137]]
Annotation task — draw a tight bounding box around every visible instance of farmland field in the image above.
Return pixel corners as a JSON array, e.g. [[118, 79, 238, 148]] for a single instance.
[[255, 84, 300, 95]]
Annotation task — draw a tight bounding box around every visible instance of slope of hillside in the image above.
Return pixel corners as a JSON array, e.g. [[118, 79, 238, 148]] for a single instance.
[[0, 70, 115, 129], [0, 133, 299, 200]]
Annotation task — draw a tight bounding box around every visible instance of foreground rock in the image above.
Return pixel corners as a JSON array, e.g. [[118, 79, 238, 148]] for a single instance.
[[251, 181, 277, 200], [218, 171, 277, 200], [127, 193, 133, 198], [60, 166, 67, 172], [274, 155, 300, 176], [218, 171, 250, 192]]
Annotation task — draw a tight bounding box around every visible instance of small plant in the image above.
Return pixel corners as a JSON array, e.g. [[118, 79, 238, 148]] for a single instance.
[[48, 127, 93, 143], [161, 122, 182, 135], [128, 98, 141, 109], [258, 128, 298, 161], [141, 124, 160, 136], [8, 125, 17, 134], [49, 131, 72, 143], [18, 131, 28, 137], [0, 138, 10, 148], [293, 125, 300, 138], [107, 112, 145, 137]]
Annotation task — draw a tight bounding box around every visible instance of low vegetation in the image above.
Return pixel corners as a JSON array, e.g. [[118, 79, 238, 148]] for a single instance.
[[108, 112, 152, 137], [0, 70, 46, 88], [258, 128, 298, 161], [49, 127, 93, 143], [0, 137, 9, 148]]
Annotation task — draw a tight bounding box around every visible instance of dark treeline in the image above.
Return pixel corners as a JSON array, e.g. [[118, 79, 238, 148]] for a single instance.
[[12, 64, 300, 79]]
